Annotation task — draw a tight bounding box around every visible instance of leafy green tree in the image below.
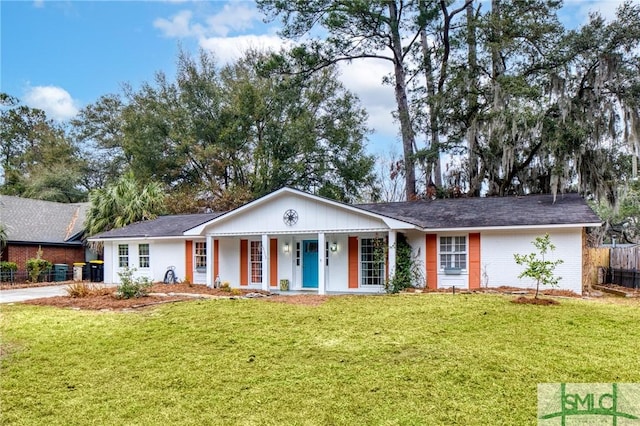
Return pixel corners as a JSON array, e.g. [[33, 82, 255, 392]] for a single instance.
[[84, 173, 166, 238], [220, 50, 375, 202], [71, 94, 128, 190], [591, 180, 640, 245], [514, 234, 564, 299], [0, 93, 86, 201], [75, 49, 376, 210], [257, 0, 471, 200]]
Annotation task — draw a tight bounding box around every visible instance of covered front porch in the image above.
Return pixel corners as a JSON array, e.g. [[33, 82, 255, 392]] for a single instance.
[[202, 231, 401, 295], [181, 188, 420, 294]]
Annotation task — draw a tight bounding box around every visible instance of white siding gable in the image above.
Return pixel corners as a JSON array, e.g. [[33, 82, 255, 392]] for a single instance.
[[200, 192, 393, 236]]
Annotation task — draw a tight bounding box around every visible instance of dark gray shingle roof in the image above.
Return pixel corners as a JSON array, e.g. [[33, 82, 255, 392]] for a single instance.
[[89, 192, 600, 240], [93, 212, 225, 239], [357, 193, 601, 229], [0, 195, 89, 244]]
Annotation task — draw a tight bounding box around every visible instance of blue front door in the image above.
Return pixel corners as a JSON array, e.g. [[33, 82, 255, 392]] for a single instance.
[[302, 240, 319, 288]]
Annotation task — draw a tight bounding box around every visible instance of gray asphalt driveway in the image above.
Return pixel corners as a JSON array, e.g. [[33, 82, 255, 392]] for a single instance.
[[0, 283, 116, 304]]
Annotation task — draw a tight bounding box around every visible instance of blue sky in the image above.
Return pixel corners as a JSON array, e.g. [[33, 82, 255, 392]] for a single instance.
[[1, 0, 627, 155]]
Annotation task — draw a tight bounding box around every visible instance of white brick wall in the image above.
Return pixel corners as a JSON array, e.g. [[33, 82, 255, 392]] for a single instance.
[[481, 228, 583, 294]]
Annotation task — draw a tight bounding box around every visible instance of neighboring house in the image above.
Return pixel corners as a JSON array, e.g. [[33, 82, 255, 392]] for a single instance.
[[90, 187, 602, 294], [0, 195, 89, 270]]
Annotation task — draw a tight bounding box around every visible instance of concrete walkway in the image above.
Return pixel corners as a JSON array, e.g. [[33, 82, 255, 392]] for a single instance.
[[0, 283, 116, 304]]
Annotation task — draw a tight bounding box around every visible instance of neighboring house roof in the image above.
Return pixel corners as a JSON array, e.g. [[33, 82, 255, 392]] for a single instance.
[[357, 193, 601, 229], [93, 213, 225, 239], [0, 195, 89, 245]]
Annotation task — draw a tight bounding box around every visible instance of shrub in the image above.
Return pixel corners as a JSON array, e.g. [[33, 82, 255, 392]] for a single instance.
[[0, 261, 18, 271], [66, 282, 113, 298], [230, 288, 242, 296], [116, 267, 152, 299], [385, 234, 424, 294], [66, 282, 94, 298], [26, 247, 52, 282], [0, 261, 18, 282]]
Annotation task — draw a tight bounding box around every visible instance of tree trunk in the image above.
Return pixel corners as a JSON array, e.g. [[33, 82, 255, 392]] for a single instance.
[[389, 0, 417, 200], [420, 27, 441, 189], [466, 2, 481, 196]]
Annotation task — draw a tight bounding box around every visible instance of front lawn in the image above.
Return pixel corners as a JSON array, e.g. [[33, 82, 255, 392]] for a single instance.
[[1, 294, 639, 425]]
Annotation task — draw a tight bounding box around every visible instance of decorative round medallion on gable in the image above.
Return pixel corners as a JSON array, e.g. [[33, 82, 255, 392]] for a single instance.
[[283, 209, 298, 226]]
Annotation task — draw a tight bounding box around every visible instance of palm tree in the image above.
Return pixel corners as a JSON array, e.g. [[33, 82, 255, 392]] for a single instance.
[[0, 223, 7, 256], [84, 173, 166, 239]]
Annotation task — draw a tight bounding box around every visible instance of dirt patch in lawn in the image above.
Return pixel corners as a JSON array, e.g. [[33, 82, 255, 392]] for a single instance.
[[265, 295, 330, 306], [511, 296, 560, 305], [148, 283, 271, 297]]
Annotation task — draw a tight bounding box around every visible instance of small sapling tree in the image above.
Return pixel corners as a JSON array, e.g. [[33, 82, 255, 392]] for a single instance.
[[514, 234, 564, 299]]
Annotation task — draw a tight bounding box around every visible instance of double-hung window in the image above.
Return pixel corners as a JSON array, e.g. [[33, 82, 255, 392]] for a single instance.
[[118, 244, 129, 268], [138, 244, 150, 268], [195, 242, 206, 270], [361, 238, 385, 286], [250, 241, 262, 284], [440, 236, 467, 270]]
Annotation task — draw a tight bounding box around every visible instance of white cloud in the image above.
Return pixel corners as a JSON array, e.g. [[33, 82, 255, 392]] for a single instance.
[[33, 0, 45, 8], [338, 58, 396, 139], [561, 0, 627, 25], [205, 3, 259, 37], [23, 85, 79, 121], [154, 10, 203, 38], [199, 34, 291, 64], [155, 2, 260, 39]]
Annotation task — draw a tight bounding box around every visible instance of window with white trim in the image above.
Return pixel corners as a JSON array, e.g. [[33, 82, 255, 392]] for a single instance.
[[195, 242, 206, 269], [440, 236, 467, 270], [118, 244, 129, 268], [250, 241, 262, 283], [138, 244, 150, 268], [361, 238, 385, 286]]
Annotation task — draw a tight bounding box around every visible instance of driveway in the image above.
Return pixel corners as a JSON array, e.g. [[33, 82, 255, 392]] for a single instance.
[[0, 283, 116, 304]]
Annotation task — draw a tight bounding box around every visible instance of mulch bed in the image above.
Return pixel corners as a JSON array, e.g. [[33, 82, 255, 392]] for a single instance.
[[10, 282, 585, 311], [18, 282, 332, 310], [24, 294, 191, 311], [415, 286, 580, 298]]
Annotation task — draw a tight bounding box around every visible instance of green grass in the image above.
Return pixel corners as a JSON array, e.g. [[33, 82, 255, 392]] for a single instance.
[[1, 294, 639, 425]]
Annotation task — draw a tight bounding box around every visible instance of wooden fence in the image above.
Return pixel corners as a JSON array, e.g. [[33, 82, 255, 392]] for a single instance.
[[610, 246, 640, 270], [583, 246, 640, 290]]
